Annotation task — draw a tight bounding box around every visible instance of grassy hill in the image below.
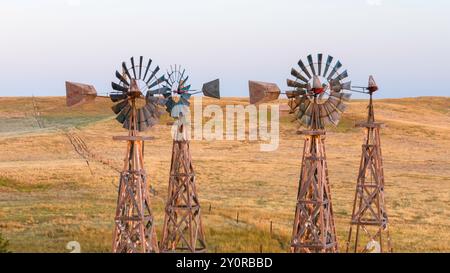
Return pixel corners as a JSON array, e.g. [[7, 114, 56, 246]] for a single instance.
[[0, 96, 449, 252]]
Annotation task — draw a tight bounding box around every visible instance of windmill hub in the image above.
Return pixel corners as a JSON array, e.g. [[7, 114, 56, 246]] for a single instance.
[[310, 75, 327, 95]]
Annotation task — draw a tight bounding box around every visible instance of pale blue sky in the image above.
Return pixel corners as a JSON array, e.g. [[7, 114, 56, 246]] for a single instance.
[[1, 0, 449, 98]]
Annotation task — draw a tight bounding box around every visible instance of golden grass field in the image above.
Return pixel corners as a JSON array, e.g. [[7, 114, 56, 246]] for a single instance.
[[0, 96, 449, 253]]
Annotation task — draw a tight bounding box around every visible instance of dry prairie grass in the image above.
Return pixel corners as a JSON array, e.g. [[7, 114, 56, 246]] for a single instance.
[[0, 96, 449, 252]]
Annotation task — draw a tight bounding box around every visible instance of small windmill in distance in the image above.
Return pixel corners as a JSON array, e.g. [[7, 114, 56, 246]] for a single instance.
[[248, 53, 352, 253], [346, 76, 393, 253], [158, 65, 220, 253]]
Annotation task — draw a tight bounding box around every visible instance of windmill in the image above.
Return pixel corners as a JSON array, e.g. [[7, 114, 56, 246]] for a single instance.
[[66, 56, 169, 253], [158, 65, 220, 252], [249, 53, 352, 253], [345, 76, 393, 253]]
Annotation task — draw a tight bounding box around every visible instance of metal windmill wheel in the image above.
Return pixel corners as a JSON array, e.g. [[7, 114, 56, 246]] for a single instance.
[[156, 64, 221, 119], [287, 53, 352, 129], [161, 65, 193, 118], [110, 56, 168, 132]]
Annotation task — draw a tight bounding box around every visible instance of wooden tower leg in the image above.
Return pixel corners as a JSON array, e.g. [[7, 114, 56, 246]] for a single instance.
[[346, 121, 392, 253], [112, 137, 159, 253], [161, 139, 206, 252], [291, 130, 338, 253]]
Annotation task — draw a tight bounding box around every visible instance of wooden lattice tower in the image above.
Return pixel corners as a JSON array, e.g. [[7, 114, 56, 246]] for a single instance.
[[161, 121, 206, 252], [291, 103, 338, 253], [112, 82, 159, 253], [346, 92, 392, 253]]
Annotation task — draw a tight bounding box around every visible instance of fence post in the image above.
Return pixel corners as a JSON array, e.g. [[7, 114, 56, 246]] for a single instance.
[[270, 220, 273, 236]]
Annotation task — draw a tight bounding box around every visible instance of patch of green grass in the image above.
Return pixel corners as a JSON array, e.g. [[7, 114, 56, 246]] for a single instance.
[[0, 232, 10, 253], [0, 176, 52, 192], [40, 114, 112, 129], [329, 115, 359, 133]]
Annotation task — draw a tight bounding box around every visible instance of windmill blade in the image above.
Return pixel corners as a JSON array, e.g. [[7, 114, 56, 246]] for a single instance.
[[323, 55, 334, 78], [202, 79, 220, 99], [180, 76, 189, 87], [322, 100, 341, 124], [286, 89, 306, 98], [341, 81, 352, 90], [111, 99, 129, 114], [318, 104, 329, 126], [330, 91, 351, 101], [299, 98, 312, 114], [298, 100, 313, 126], [328, 97, 348, 112], [297, 99, 311, 121], [110, 93, 127, 102], [125, 114, 132, 130], [115, 71, 129, 87], [141, 105, 155, 127], [142, 58, 152, 82], [144, 102, 158, 119], [146, 93, 167, 106], [333, 70, 348, 81], [180, 97, 190, 106], [146, 66, 160, 85], [138, 56, 143, 79], [122, 62, 132, 81], [291, 68, 309, 83], [290, 96, 305, 114], [300, 115, 311, 126], [181, 93, 192, 100], [307, 54, 316, 76], [130, 57, 137, 79], [288, 98, 299, 112], [320, 103, 339, 126], [318, 53, 323, 76], [331, 81, 351, 92], [328, 104, 341, 125], [327, 60, 342, 81], [142, 107, 156, 129], [148, 75, 166, 88], [298, 59, 312, 79], [148, 86, 170, 95], [331, 111, 341, 125], [146, 117, 157, 128], [65, 81, 97, 107], [165, 97, 176, 113], [116, 104, 131, 124], [181, 84, 191, 91], [111, 82, 128, 92], [287, 79, 308, 89], [179, 69, 186, 84], [138, 108, 149, 132]]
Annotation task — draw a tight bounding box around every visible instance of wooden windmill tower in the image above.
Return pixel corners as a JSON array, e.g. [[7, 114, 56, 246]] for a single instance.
[[66, 56, 168, 253], [159, 65, 220, 252], [346, 76, 393, 253], [249, 53, 352, 253]]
